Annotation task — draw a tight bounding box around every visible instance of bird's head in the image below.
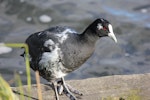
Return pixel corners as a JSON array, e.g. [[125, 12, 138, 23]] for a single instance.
[[91, 18, 117, 43]]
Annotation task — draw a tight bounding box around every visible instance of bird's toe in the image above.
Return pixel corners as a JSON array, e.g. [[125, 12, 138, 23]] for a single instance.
[[66, 84, 83, 96]]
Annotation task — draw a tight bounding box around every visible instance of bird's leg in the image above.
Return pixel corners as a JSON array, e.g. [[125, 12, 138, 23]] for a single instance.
[[57, 82, 64, 95], [52, 81, 60, 100], [61, 77, 77, 100], [57, 78, 82, 96], [52, 78, 83, 100]]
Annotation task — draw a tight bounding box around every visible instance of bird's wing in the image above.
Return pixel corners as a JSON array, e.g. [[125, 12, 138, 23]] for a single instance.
[[25, 31, 55, 59]]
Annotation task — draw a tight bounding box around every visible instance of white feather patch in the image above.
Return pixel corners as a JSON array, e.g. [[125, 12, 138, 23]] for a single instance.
[[39, 46, 59, 63], [97, 23, 103, 30], [44, 39, 55, 51], [54, 71, 66, 79], [39, 45, 66, 78], [44, 39, 55, 47], [55, 28, 76, 43]]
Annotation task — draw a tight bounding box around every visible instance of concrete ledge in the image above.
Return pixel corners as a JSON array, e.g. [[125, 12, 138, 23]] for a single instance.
[[12, 73, 150, 100]]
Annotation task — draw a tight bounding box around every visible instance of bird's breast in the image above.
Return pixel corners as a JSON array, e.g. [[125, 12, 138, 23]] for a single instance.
[[60, 43, 95, 71], [38, 45, 67, 79]]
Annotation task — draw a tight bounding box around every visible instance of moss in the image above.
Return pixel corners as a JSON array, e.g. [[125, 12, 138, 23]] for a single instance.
[[126, 89, 141, 100]]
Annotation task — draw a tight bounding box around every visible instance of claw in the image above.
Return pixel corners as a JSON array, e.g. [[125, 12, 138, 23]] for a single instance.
[[66, 84, 83, 96]]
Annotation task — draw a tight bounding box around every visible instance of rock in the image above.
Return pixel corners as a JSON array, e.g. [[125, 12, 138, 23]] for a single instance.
[[12, 73, 150, 100]]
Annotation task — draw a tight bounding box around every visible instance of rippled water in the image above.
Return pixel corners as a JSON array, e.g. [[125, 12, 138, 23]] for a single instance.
[[0, 0, 150, 85]]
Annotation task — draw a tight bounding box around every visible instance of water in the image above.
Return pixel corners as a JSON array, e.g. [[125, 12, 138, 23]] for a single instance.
[[0, 0, 150, 85]]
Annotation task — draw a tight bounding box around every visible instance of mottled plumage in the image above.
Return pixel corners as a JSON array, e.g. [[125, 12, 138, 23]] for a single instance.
[[22, 18, 117, 100]]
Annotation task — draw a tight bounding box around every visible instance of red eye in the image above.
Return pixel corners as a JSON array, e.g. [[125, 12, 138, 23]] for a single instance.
[[103, 27, 107, 31]]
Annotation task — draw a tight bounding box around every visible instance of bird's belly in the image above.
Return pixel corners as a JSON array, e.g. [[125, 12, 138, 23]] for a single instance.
[[38, 52, 67, 80], [38, 60, 67, 80]]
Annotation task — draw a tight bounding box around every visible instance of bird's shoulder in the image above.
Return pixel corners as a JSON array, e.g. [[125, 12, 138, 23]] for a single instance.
[[45, 26, 77, 34], [26, 26, 77, 43], [44, 26, 78, 44]]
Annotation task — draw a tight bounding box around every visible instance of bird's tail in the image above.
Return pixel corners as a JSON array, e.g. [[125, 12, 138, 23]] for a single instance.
[[20, 47, 25, 60]]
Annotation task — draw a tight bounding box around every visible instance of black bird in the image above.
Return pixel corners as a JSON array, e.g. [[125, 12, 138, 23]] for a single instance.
[[22, 18, 117, 100]]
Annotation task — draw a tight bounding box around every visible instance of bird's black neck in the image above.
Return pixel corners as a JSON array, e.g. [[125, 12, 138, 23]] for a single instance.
[[79, 23, 99, 45]]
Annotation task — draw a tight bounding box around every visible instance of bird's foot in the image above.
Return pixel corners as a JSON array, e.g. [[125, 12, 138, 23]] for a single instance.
[[64, 84, 83, 96], [57, 82, 82, 95], [57, 77, 83, 100]]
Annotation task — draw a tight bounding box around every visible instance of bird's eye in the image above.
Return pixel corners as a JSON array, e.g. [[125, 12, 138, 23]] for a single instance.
[[97, 23, 108, 31], [103, 27, 107, 31]]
